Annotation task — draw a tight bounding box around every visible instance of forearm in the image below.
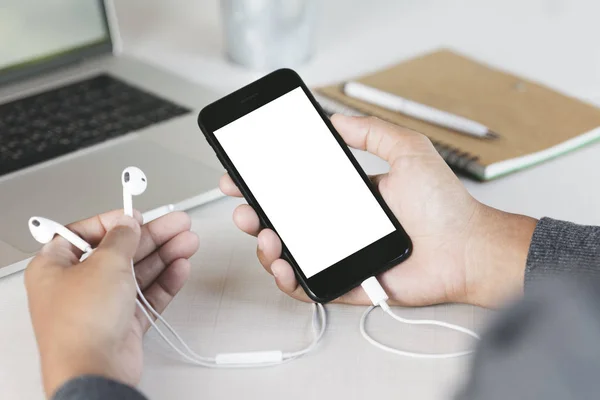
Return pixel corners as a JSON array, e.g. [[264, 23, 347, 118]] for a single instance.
[[52, 376, 147, 400]]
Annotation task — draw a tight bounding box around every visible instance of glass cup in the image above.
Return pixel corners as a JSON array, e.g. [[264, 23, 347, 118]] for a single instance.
[[221, 0, 317, 70]]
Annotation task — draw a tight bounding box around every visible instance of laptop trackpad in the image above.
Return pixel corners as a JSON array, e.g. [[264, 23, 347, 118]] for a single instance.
[[0, 139, 222, 253]]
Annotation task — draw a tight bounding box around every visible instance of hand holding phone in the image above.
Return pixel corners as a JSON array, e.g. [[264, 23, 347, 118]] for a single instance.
[[220, 111, 536, 308], [199, 69, 412, 303]]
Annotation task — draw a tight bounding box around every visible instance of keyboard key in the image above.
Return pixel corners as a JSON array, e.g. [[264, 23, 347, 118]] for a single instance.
[[0, 74, 190, 177]]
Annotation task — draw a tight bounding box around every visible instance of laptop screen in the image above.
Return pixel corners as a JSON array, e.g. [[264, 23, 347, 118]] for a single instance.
[[0, 0, 110, 81]]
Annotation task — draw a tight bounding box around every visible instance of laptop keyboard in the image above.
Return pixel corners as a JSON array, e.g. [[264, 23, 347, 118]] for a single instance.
[[0, 74, 191, 177]]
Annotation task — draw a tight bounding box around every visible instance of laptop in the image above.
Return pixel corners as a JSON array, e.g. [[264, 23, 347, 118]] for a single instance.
[[0, 0, 224, 276]]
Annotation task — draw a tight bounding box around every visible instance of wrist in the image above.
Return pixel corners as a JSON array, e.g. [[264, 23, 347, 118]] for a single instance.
[[40, 345, 121, 398], [465, 204, 538, 308]]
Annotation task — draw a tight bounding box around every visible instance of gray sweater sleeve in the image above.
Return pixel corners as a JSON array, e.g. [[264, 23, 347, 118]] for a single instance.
[[458, 217, 600, 399], [52, 376, 147, 400], [525, 217, 600, 284]]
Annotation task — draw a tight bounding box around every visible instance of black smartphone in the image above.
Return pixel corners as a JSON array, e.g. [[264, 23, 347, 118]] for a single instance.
[[198, 69, 412, 303]]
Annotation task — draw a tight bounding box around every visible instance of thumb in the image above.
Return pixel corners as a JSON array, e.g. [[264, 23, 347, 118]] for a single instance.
[[331, 114, 425, 164], [91, 215, 141, 270]]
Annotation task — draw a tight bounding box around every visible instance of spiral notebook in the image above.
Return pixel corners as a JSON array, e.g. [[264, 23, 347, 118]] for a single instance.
[[314, 50, 600, 181]]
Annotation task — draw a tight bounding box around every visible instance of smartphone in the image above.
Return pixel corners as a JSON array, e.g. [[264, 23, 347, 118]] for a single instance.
[[198, 69, 412, 303]]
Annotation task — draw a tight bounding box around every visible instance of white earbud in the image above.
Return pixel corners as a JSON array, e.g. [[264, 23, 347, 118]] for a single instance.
[[28, 216, 92, 254], [122, 166, 147, 217]]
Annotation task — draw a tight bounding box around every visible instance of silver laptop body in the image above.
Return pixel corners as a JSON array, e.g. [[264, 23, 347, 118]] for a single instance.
[[0, 0, 223, 275]]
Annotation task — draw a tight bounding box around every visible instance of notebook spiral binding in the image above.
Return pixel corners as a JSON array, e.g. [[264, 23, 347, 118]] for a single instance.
[[313, 92, 481, 177]]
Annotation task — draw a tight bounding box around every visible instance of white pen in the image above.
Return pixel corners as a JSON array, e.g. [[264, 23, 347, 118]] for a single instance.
[[343, 81, 499, 139]]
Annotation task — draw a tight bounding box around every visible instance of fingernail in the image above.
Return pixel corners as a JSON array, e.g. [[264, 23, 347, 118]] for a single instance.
[[332, 113, 352, 121], [257, 234, 265, 251], [114, 215, 138, 230], [272, 262, 282, 278]]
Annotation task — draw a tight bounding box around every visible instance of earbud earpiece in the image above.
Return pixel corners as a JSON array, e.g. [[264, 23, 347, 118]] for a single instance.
[[29, 217, 57, 244], [121, 166, 147, 216], [28, 216, 92, 253], [122, 167, 147, 195]]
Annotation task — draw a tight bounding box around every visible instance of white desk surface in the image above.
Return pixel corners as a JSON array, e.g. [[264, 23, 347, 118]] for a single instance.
[[2, 0, 600, 399]]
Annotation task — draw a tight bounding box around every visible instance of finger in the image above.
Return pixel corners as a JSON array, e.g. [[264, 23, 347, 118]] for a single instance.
[[134, 231, 199, 290], [134, 211, 192, 263], [256, 229, 282, 274], [35, 237, 83, 268], [36, 209, 143, 262], [331, 114, 431, 164], [88, 215, 141, 272], [369, 173, 387, 191], [67, 210, 192, 266], [232, 204, 261, 236], [66, 209, 143, 250], [220, 173, 243, 197], [136, 258, 191, 332], [270, 259, 310, 302]]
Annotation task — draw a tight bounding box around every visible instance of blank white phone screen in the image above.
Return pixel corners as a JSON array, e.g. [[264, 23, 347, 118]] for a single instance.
[[215, 87, 395, 278]]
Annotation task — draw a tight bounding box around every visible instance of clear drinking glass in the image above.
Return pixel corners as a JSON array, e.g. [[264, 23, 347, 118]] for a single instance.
[[221, 0, 317, 70]]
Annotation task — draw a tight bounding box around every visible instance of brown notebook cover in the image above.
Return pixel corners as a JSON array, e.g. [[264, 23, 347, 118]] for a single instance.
[[315, 49, 600, 180]]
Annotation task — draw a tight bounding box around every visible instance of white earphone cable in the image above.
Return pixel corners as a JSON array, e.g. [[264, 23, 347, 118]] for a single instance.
[[131, 258, 327, 367], [360, 277, 479, 359]]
